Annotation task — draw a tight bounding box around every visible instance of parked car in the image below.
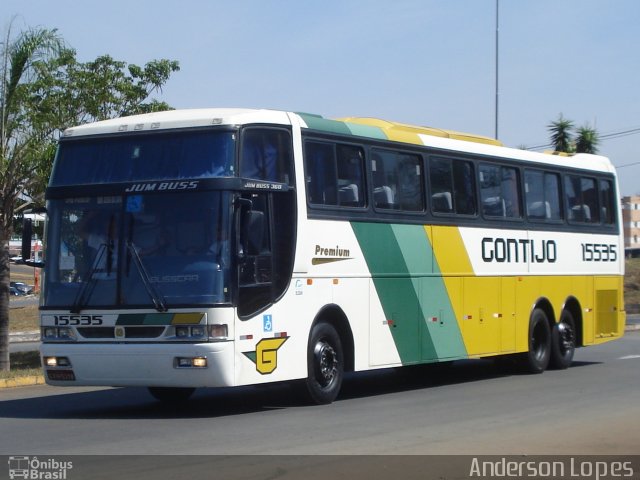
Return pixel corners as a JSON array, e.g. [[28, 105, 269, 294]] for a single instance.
[[9, 256, 23, 263], [9, 286, 22, 296], [10, 282, 33, 295]]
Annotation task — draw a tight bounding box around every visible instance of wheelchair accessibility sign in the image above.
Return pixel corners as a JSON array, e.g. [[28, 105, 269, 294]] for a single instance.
[[263, 314, 273, 333]]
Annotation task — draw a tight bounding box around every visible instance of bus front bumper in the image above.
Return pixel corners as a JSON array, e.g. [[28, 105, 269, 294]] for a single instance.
[[40, 341, 235, 388]]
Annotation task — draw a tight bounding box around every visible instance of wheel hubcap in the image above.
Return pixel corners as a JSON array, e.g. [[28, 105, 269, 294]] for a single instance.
[[558, 322, 575, 354], [314, 340, 338, 387]]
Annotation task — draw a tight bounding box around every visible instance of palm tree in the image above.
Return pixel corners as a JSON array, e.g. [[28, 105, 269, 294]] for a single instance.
[[575, 125, 599, 154], [0, 26, 66, 371], [547, 114, 574, 153]]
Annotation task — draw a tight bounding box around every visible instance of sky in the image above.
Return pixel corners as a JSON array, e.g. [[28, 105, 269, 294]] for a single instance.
[[4, 0, 640, 195]]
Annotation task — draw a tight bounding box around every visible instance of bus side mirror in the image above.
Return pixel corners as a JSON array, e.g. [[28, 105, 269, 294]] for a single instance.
[[21, 217, 45, 268], [21, 218, 33, 263], [240, 210, 265, 257]]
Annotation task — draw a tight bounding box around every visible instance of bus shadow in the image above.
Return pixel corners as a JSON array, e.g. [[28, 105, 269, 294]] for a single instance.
[[338, 358, 601, 401], [0, 359, 601, 420]]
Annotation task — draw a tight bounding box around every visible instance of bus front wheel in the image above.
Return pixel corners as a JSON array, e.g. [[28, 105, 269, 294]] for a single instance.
[[520, 308, 551, 374], [303, 322, 344, 405]]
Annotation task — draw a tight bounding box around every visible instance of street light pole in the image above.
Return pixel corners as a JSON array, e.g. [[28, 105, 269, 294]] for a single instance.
[[495, 0, 500, 140]]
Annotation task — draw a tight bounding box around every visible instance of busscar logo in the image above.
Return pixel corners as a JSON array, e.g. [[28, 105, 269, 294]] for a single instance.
[[8, 456, 73, 479]]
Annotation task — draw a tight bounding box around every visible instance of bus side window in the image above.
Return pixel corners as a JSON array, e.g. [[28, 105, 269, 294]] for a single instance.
[[336, 145, 366, 207], [305, 141, 337, 205], [565, 175, 599, 224], [241, 128, 293, 184], [480, 164, 521, 219], [600, 179, 616, 225], [430, 157, 476, 215], [372, 149, 424, 211], [429, 157, 454, 213], [453, 160, 476, 215], [371, 153, 395, 209], [525, 169, 562, 221], [543, 172, 563, 220], [396, 153, 424, 211], [304, 141, 366, 208]]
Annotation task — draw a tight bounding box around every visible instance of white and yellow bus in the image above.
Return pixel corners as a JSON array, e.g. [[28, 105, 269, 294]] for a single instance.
[[32, 108, 625, 404]]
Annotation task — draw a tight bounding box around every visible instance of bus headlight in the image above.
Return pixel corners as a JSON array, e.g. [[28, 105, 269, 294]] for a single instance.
[[43, 327, 57, 339], [43, 356, 72, 367], [190, 326, 206, 338], [42, 327, 77, 341], [174, 325, 208, 340], [171, 324, 227, 341], [175, 326, 190, 338]]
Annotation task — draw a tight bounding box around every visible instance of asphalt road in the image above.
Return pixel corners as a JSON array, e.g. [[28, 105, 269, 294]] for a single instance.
[[1, 331, 639, 456]]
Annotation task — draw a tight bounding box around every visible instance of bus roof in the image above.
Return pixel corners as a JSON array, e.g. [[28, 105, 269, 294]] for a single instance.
[[61, 108, 616, 176]]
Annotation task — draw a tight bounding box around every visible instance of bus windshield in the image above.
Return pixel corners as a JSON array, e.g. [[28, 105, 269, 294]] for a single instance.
[[50, 130, 235, 186], [44, 191, 232, 309]]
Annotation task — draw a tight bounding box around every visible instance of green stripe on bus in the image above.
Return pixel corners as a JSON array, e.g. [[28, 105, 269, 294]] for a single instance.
[[351, 222, 467, 363], [297, 113, 353, 136], [351, 222, 431, 362], [343, 122, 388, 140]]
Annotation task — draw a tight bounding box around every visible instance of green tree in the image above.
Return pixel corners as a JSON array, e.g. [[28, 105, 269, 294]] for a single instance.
[[1, 26, 66, 372], [0, 26, 179, 371], [546, 114, 600, 155], [575, 125, 599, 154], [547, 113, 575, 153]]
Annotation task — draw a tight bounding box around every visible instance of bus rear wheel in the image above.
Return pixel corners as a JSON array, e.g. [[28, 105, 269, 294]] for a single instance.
[[302, 322, 344, 405], [148, 387, 195, 403], [520, 308, 551, 374], [549, 310, 576, 370]]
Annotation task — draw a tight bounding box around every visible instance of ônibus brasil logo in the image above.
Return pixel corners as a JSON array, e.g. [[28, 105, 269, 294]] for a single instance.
[[8, 456, 73, 479]]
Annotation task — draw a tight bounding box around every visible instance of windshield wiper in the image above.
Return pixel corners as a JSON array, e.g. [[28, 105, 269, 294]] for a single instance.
[[126, 241, 168, 312], [71, 243, 107, 314]]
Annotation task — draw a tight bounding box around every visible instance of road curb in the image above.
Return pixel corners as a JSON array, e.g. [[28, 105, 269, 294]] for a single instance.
[[9, 330, 40, 343], [0, 375, 45, 388]]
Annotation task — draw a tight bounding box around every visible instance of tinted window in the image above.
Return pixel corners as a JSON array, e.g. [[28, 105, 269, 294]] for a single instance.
[[524, 170, 562, 221], [565, 175, 599, 223], [52, 131, 235, 186], [479, 164, 521, 218], [241, 128, 293, 184], [304, 141, 366, 208], [371, 149, 424, 211], [429, 157, 476, 215], [599, 179, 616, 225]]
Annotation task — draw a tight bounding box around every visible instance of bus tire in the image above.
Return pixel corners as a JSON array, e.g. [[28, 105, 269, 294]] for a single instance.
[[148, 387, 195, 403], [520, 308, 551, 374], [549, 310, 576, 370], [303, 322, 344, 405]]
